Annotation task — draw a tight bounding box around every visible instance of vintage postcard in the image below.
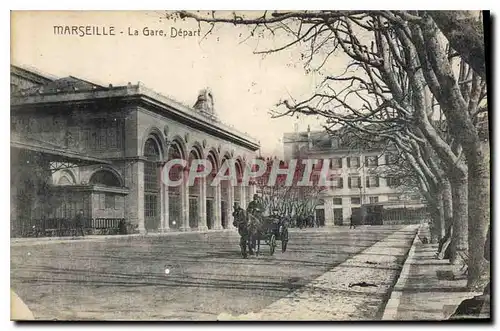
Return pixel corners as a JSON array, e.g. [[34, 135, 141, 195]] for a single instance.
[[10, 10, 490, 321]]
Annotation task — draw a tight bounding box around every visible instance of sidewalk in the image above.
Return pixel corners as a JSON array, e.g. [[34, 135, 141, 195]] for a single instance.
[[383, 224, 487, 321], [218, 225, 418, 320]]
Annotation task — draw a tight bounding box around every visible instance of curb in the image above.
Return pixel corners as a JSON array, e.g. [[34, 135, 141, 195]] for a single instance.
[[11, 226, 346, 244], [11, 225, 399, 245], [11, 228, 238, 245], [381, 224, 422, 320]]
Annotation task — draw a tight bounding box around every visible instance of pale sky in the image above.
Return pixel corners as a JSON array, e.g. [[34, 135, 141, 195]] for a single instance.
[[11, 11, 350, 158]]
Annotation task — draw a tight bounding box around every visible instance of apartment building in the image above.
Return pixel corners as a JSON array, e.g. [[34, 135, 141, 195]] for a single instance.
[[283, 126, 426, 226]]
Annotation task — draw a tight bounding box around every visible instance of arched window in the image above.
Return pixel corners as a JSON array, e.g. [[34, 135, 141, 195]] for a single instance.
[[145, 138, 161, 161], [220, 156, 232, 229], [144, 138, 161, 230], [188, 149, 202, 229], [167, 141, 184, 229], [205, 151, 218, 230], [58, 176, 72, 185], [234, 160, 243, 204], [89, 170, 121, 187], [144, 139, 160, 192], [58, 174, 75, 185]]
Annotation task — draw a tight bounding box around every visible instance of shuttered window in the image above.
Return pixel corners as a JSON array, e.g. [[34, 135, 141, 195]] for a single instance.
[[365, 176, 380, 188]]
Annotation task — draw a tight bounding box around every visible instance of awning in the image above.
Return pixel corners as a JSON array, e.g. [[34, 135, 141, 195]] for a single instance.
[[11, 134, 111, 166], [50, 184, 129, 194]]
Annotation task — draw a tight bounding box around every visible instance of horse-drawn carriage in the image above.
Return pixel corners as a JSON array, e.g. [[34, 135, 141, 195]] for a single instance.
[[252, 215, 289, 257], [233, 209, 289, 258]]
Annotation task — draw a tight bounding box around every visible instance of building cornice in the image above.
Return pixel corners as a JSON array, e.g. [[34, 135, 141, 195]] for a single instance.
[[11, 84, 260, 152]]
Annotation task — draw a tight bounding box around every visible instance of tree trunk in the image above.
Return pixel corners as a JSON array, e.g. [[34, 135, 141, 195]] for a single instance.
[[442, 179, 453, 237], [428, 201, 443, 244], [426, 11, 485, 79], [449, 173, 468, 265], [466, 140, 490, 289], [430, 189, 445, 244]]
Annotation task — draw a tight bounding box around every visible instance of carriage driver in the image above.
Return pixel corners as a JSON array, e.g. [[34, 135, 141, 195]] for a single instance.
[[247, 194, 264, 218]]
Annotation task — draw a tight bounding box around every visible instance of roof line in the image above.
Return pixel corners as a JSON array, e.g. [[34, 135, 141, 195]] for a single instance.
[[67, 75, 106, 88], [10, 64, 58, 81]]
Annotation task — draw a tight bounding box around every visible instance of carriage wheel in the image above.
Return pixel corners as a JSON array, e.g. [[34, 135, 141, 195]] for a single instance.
[[269, 234, 276, 256], [281, 228, 289, 253]]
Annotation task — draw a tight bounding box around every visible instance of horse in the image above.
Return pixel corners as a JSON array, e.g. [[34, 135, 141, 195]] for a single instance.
[[233, 208, 264, 258], [247, 212, 265, 256]]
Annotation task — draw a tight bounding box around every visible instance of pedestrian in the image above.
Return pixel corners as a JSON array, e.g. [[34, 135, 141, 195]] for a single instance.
[[349, 216, 356, 229], [74, 209, 85, 237]]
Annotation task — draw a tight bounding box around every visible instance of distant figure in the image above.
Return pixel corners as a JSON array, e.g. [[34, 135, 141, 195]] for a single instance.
[[349, 216, 356, 229], [307, 215, 314, 228], [297, 215, 305, 229], [118, 219, 127, 235], [74, 209, 85, 237]]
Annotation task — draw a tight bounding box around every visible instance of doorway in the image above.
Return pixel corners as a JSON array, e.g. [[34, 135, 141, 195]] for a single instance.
[[221, 201, 227, 229], [206, 199, 214, 229], [315, 209, 325, 227], [189, 197, 199, 229], [144, 138, 161, 231]]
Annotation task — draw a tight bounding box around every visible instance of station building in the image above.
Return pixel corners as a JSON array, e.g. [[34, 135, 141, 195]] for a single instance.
[[10, 65, 260, 236]]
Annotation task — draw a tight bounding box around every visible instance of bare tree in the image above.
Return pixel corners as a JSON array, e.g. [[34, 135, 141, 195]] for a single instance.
[[426, 11, 486, 79], [174, 10, 489, 289], [253, 157, 327, 222]]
